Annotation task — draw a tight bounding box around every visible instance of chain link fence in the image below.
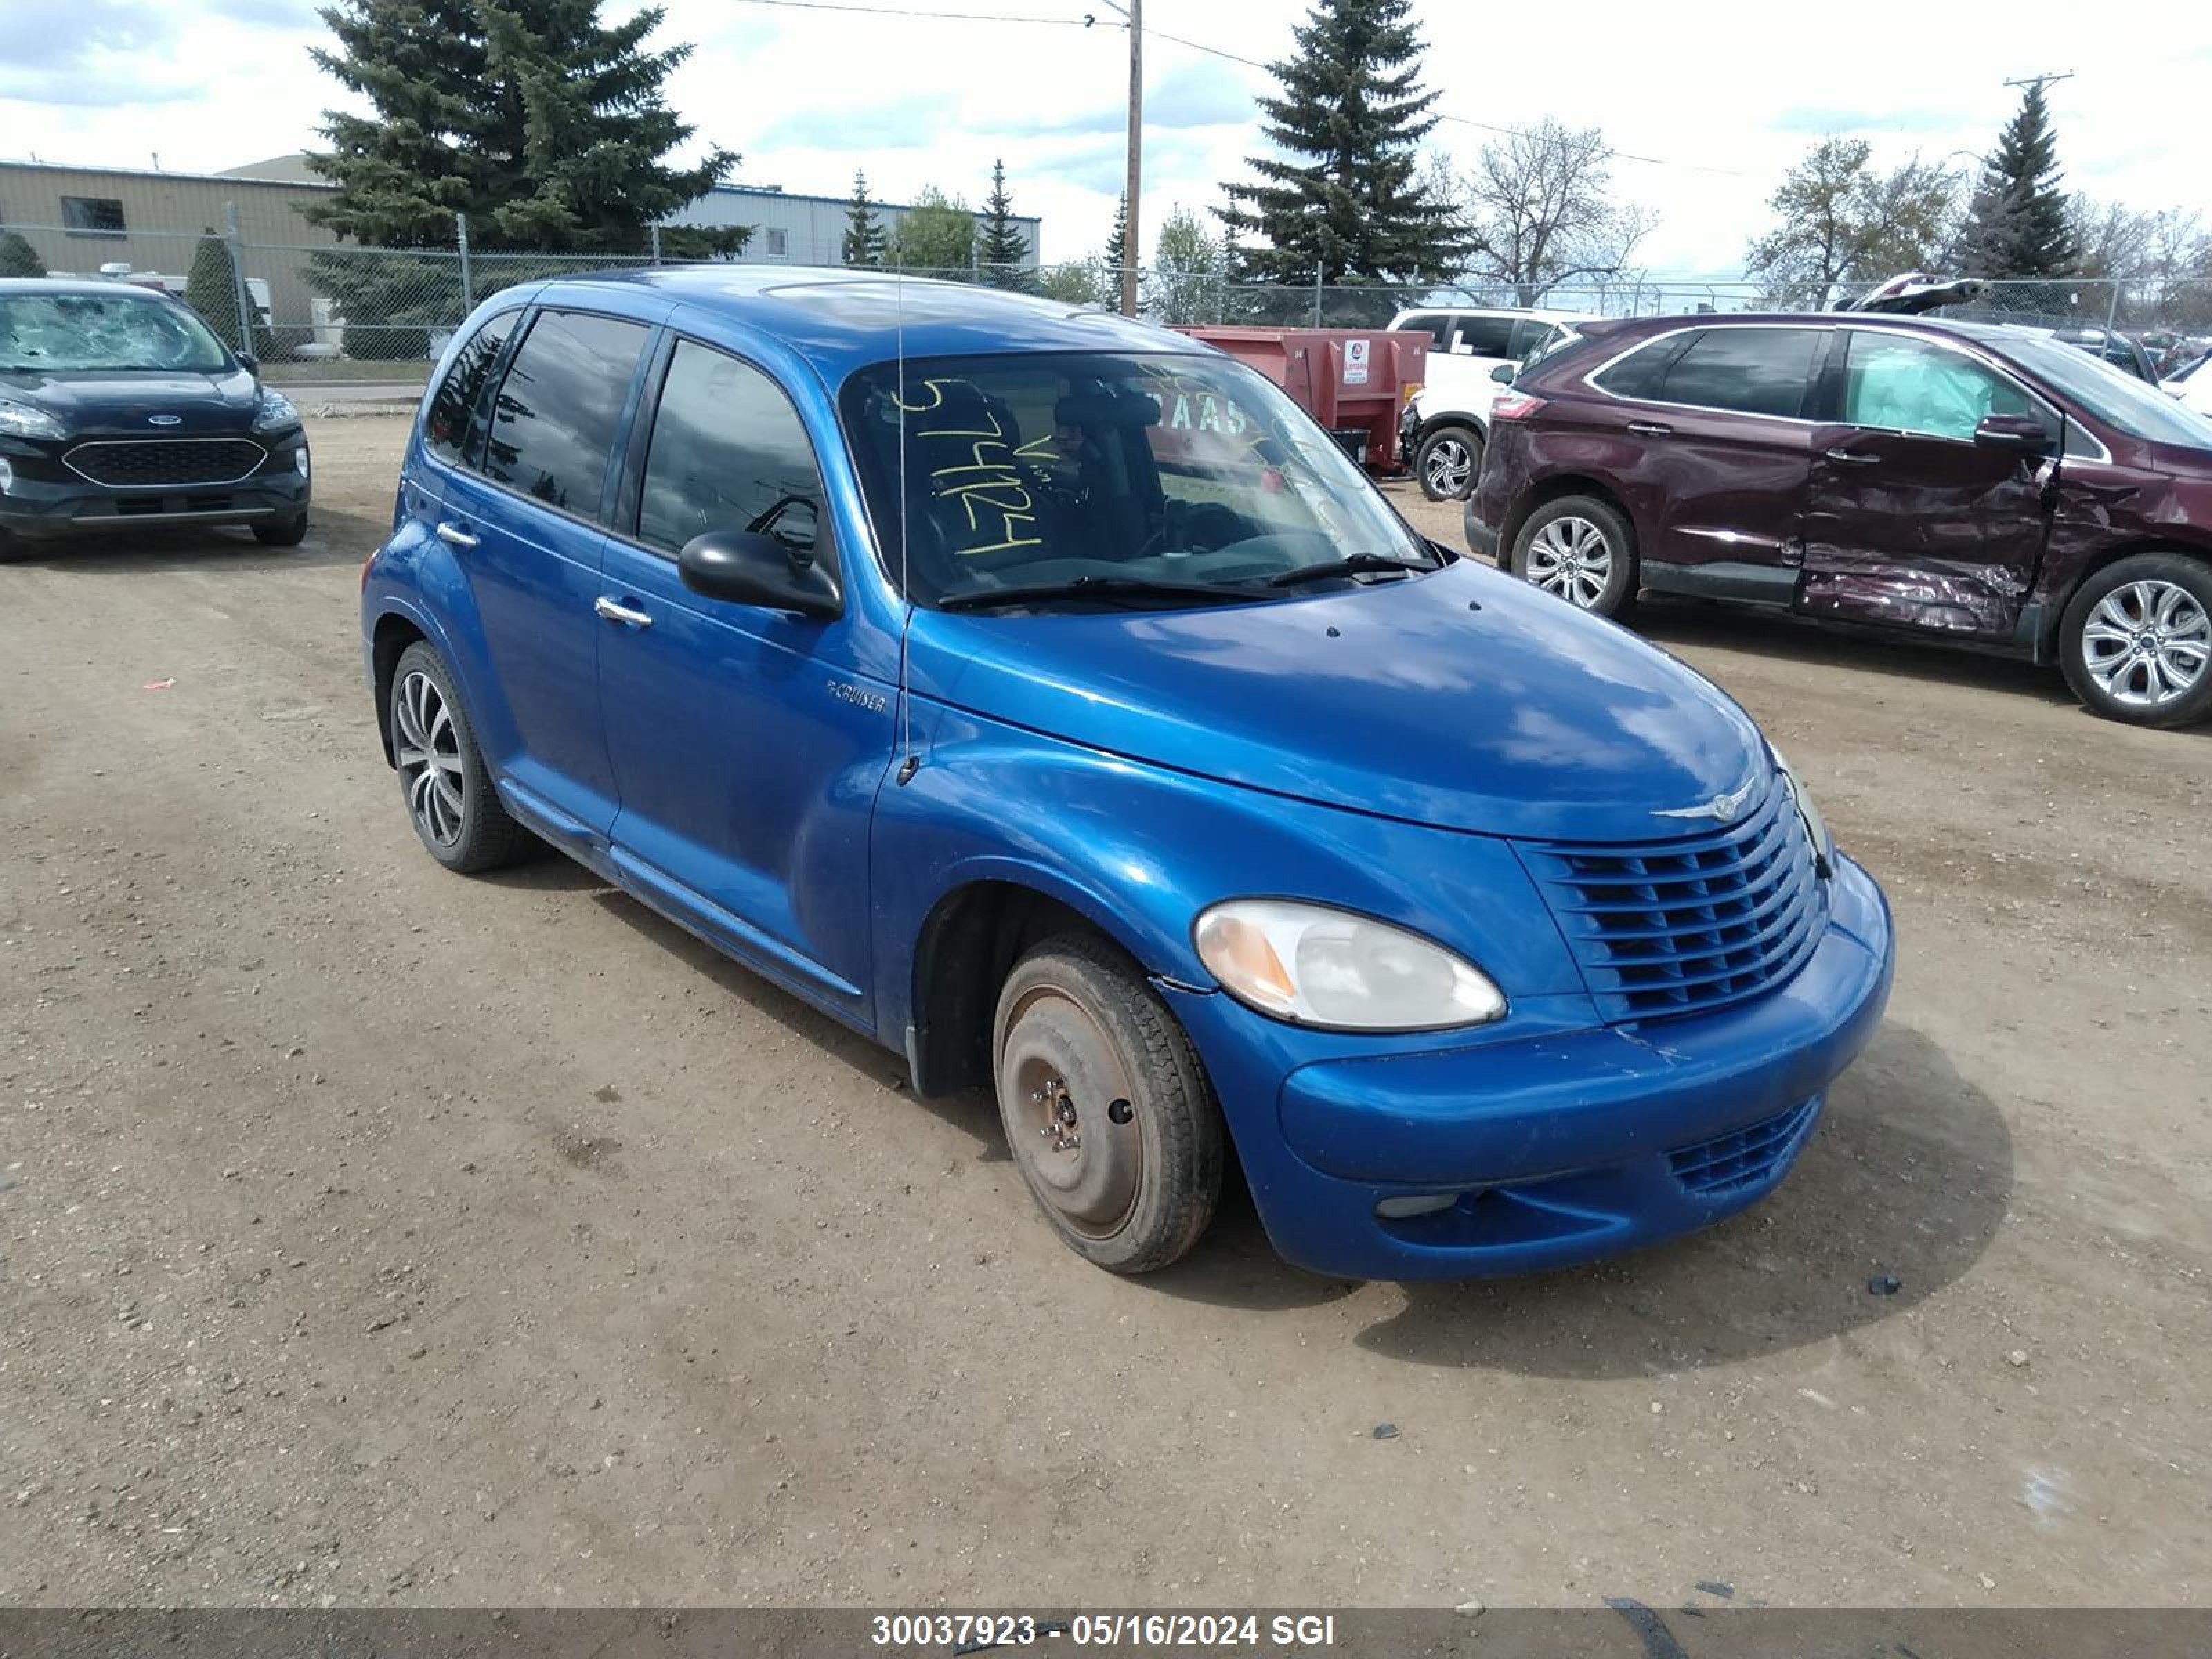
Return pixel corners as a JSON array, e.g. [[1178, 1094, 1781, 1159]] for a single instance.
[[6, 207, 2209, 384]]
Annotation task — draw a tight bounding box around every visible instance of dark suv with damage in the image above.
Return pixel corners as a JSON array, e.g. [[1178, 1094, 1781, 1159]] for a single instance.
[[0, 280, 311, 559], [1468, 312, 2212, 726]]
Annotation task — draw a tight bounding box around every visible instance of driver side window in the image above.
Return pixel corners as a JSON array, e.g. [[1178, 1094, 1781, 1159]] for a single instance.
[[638, 339, 827, 561]]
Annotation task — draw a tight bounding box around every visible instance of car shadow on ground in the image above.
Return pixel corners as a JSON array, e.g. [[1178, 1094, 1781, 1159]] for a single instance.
[[1630, 598, 2077, 709], [1150, 1022, 2016, 1371], [471, 857, 2013, 1355], [1, 509, 379, 576]]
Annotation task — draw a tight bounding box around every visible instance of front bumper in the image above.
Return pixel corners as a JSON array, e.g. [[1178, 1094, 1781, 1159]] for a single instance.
[[1165, 853, 1894, 1280], [0, 432, 310, 538]]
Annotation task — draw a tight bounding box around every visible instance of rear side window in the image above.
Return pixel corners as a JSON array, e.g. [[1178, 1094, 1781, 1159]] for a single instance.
[[1658, 327, 1824, 419], [482, 310, 650, 516], [637, 340, 827, 561], [424, 311, 516, 467], [1398, 312, 1450, 348], [1456, 315, 1515, 357]]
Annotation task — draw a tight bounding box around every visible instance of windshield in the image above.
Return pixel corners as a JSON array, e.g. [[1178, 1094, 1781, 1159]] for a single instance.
[[2004, 332, 2212, 447], [840, 350, 1432, 610], [0, 291, 232, 374]]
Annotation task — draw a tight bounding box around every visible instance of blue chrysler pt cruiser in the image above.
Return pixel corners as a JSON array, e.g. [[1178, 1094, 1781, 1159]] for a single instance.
[[361, 268, 1894, 1281]]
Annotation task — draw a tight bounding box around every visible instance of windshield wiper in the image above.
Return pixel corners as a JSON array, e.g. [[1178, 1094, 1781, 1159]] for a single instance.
[[939, 574, 1264, 612], [1267, 552, 1431, 588]]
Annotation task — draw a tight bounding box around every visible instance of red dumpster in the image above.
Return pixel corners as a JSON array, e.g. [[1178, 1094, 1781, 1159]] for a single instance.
[[1170, 326, 1427, 474]]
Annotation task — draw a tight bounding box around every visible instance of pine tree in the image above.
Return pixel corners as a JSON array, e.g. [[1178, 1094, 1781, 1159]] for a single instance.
[[0, 229, 44, 279], [1958, 82, 2077, 280], [977, 159, 1029, 287], [303, 0, 746, 256], [1104, 193, 1127, 276], [184, 230, 245, 352], [841, 170, 887, 266], [1216, 0, 1465, 287]]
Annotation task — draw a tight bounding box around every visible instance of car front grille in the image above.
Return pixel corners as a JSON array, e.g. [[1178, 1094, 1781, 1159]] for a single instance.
[[1667, 1098, 1821, 1196], [1519, 776, 1826, 1024], [63, 439, 267, 489]]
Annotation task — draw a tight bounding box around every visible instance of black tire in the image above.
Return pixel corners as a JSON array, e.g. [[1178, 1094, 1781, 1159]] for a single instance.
[[0, 529, 24, 565], [991, 932, 1224, 1274], [2058, 552, 2212, 727], [252, 514, 309, 547], [1510, 494, 1638, 618], [388, 641, 533, 873], [1414, 422, 1484, 502]]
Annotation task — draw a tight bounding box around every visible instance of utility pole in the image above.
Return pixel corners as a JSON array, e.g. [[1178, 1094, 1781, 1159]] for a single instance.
[[2003, 70, 2074, 95], [1097, 0, 1141, 317]]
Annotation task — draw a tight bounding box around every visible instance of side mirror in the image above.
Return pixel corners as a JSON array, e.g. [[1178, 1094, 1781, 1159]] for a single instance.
[[1489, 363, 1517, 385], [236, 352, 259, 373], [1973, 412, 2054, 454], [677, 529, 842, 620]]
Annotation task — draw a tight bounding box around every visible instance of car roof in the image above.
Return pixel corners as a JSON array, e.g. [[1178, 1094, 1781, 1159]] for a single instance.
[[0, 277, 182, 301], [1394, 304, 1588, 324], [1611, 311, 2071, 349], [519, 265, 1203, 379]]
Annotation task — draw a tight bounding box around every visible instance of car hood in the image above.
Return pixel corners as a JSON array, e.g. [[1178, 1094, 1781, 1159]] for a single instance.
[[906, 558, 1771, 843], [0, 365, 259, 437]]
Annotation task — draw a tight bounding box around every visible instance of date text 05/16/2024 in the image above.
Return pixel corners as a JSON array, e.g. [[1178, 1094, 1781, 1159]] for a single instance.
[[870, 1613, 1340, 1649]]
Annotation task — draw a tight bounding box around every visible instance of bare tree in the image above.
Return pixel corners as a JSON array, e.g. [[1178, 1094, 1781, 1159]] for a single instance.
[[1744, 138, 1960, 308], [1445, 120, 1653, 305]]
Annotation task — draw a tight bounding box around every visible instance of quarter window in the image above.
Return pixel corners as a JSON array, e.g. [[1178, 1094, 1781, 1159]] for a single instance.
[[1658, 327, 1824, 420], [424, 310, 517, 467], [481, 310, 650, 516], [1843, 332, 2041, 442], [637, 339, 827, 562]]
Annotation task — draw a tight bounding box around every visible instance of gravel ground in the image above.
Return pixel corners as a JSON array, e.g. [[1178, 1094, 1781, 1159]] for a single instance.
[[1, 415, 2207, 1610]]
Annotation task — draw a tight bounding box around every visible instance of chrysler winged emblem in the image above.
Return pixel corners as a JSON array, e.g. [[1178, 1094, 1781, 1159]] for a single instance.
[[1653, 775, 1756, 824]]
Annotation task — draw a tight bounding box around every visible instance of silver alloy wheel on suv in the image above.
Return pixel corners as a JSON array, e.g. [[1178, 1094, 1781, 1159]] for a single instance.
[[2078, 579, 2211, 709], [1525, 515, 1615, 609], [394, 668, 466, 847]]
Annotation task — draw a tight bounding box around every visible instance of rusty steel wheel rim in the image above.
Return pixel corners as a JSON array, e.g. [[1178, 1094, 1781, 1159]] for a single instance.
[[997, 982, 1144, 1241]]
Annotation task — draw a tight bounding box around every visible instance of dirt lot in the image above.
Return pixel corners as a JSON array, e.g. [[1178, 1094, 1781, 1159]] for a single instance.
[[3, 414, 2209, 1611]]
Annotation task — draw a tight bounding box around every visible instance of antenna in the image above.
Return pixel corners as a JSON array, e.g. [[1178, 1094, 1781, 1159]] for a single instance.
[[893, 258, 918, 787]]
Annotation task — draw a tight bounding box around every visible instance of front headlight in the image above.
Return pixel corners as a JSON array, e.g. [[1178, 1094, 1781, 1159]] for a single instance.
[[1770, 748, 1835, 874], [1194, 899, 1506, 1031], [252, 388, 300, 434], [0, 397, 66, 441]]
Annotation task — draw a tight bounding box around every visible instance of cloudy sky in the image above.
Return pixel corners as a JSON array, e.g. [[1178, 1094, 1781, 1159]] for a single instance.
[[3, 0, 2207, 276]]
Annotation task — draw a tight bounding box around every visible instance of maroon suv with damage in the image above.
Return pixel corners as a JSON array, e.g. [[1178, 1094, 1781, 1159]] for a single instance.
[[1466, 312, 2212, 726]]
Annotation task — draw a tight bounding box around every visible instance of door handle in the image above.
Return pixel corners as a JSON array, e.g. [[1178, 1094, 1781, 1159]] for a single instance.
[[435, 521, 479, 547], [1626, 421, 1673, 437], [593, 596, 653, 628], [1824, 448, 1882, 465]]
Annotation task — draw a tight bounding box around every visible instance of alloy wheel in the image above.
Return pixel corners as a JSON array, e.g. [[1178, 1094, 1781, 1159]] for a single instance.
[[1423, 435, 1474, 497], [2080, 579, 2211, 709], [1525, 515, 1614, 609], [394, 669, 467, 846]]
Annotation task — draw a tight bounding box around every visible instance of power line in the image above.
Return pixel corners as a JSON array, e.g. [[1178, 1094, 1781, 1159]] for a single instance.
[[720, 0, 1757, 178]]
